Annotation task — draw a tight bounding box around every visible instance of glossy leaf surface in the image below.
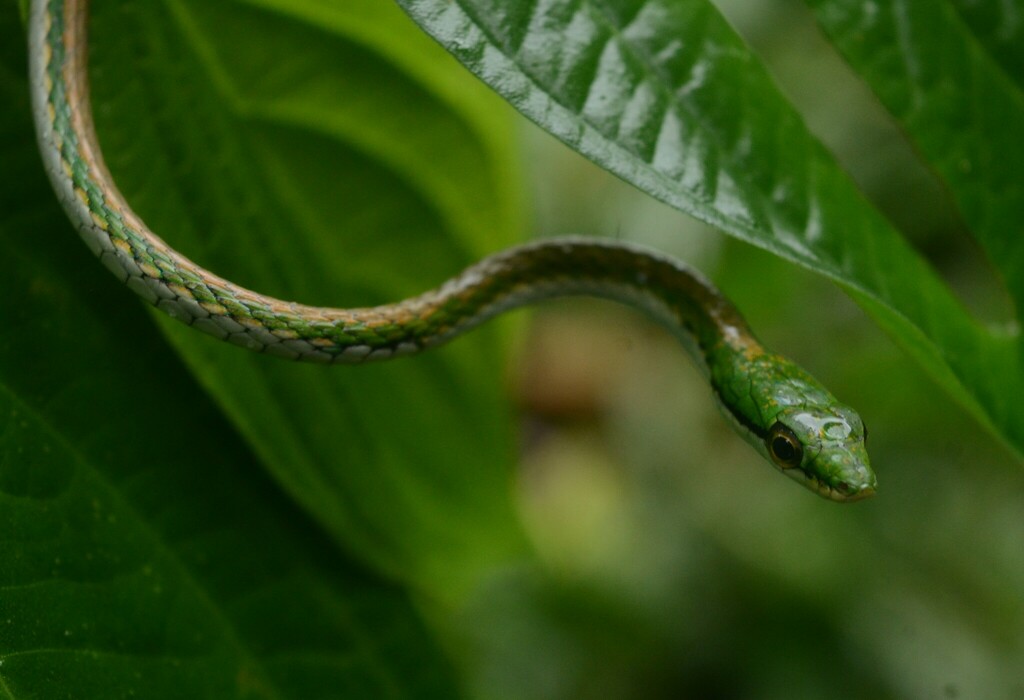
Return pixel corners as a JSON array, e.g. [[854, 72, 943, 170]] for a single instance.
[[397, 0, 1024, 454]]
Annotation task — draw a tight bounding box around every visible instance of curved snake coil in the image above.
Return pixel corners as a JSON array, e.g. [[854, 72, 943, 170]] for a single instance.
[[28, 0, 876, 502]]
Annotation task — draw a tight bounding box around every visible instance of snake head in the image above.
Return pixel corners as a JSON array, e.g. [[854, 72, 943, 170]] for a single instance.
[[711, 350, 877, 502], [765, 405, 876, 502]]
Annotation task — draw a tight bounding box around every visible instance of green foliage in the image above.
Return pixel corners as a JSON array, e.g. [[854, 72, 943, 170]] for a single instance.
[[397, 0, 1024, 455], [1, 0, 523, 696], [83, 0, 529, 595], [4, 0, 1024, 698]]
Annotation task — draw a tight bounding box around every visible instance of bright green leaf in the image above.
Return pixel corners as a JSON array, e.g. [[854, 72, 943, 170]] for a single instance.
[[397, 0, 1023, 455]]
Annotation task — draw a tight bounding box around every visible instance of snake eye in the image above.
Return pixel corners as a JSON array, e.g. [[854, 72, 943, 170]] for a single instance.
[[767, 423, 803, 469]]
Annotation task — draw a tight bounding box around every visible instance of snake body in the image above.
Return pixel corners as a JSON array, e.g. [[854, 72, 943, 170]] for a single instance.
[[28, 0, 876, 501]]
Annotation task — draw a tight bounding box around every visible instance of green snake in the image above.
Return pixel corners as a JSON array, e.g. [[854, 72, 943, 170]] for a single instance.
[[28, 0, 876, 502]]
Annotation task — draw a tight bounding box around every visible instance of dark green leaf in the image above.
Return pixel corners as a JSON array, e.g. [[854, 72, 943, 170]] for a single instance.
[[0, 3, 460, 696], [84, 0, 530, 594], [950, 0, 1024, 92], [806, 0, 1024, 321]]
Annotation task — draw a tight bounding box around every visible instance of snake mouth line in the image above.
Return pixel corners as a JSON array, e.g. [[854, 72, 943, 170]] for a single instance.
[[787, 469, 875, 503]]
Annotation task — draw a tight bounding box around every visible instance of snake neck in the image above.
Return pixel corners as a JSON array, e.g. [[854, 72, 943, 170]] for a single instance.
[[705, 343, 838, 446], [425, 238, 766, 366]]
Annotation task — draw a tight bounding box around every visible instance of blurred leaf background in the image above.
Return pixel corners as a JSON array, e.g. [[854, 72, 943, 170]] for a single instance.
[[2, 0, 1023, 698]]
